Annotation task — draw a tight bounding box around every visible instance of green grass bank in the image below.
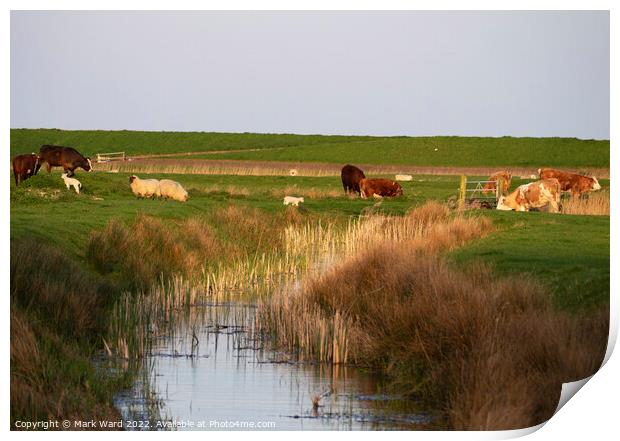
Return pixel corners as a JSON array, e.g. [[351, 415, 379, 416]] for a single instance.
[[11, 128, 609, 168]]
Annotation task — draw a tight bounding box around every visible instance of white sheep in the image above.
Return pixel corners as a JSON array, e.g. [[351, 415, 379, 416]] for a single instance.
[[61, 173, 82, 194], [283, 196, 304, 206], [128, 175, 161, 198], [159, 179, 189, 202]]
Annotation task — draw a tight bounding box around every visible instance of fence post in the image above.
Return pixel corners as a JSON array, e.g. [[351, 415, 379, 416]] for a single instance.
[[496, 179, 503, 200], [458, 175, 467, 209]]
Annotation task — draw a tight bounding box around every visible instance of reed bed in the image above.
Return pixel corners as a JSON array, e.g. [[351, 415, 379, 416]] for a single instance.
[[95, 161, 332, 177], [258, 207, 494, 365], [256, 204, 609, 429], [94, 159, 609, 179], [98, 201, 608, 429], [561, 189, 610, 216], [102, 202, 484, 359]]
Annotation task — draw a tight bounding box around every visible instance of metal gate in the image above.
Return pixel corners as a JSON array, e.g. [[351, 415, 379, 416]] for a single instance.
[[458, 175, 503, 209]]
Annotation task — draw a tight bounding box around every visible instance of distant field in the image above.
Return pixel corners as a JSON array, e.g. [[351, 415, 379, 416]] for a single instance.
[[11, 129, 609, 168]]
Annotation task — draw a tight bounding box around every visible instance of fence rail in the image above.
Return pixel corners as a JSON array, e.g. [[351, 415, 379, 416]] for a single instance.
[[96, 152, 126, 163]]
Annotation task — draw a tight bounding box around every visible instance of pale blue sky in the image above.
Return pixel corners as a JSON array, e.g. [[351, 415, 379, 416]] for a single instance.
[[10, 11, 609, 139]]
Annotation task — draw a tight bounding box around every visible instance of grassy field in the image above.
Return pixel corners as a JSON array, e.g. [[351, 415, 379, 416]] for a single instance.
[[11, 170, 610, 311], [11, 129, 610, 168]]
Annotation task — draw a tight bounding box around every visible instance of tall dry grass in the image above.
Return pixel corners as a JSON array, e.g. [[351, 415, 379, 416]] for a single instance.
[[95, 205, 303, 358], [87, 205, 285, 291], [87, 215, 231, 291], [561, 189, 610, 216], [259, 209, 494, 366], [257, 203, 609, 429], [10, 239, 122, 425]]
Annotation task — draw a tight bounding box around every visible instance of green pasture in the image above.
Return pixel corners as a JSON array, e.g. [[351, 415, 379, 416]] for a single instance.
[[451, 212, 609, 311], [10, 170, 609, 311], [11, 129, 609, 168]]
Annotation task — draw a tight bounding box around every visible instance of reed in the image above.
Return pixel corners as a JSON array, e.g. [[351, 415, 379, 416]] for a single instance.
[[258, 209, 494, 365], [561, 189, 610, 216], [256, 205, 608, 429], [95, 161, 336, 177]]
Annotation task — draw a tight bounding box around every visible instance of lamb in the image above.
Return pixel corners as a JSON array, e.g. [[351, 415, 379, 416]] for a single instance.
[[159, 179, 189, 202], [61, 172, 82, 194], [283, 196, 304, 206], [128, 175, 161, 198]]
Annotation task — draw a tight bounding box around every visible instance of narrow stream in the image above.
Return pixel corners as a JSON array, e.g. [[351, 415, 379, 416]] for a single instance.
[[115, 303, 434, 430]]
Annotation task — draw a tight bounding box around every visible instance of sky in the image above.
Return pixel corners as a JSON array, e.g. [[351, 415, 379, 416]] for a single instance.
[[10, 10, 610, 139]]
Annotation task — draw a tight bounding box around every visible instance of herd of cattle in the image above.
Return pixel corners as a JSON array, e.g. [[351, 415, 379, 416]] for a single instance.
[[337, 164, 602, 213], [12, 145, 93, 186], [12, 147, 603, 212]]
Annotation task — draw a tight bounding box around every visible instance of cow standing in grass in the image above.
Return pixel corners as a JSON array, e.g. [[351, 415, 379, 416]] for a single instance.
[[538, 168, 601, 198], [341, 164, 366, 196], [12, 153, 41, 186], [38, 145, 92, 177]]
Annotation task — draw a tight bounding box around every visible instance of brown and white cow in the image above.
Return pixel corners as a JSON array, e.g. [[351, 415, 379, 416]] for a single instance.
[[496, 178, 561, 213], [359, 178, 403, 199], [482, 171, 512, 196], [538, 168, 601, 197]]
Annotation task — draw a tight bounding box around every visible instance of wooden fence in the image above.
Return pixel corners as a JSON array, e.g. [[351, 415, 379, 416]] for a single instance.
[[95, 152, 126, 163]]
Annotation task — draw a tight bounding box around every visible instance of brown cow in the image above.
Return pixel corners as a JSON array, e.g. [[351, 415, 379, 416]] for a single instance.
[[359, 178, 403, 199], [538, 168, 601, 197], [496, 178, 561, 213], [38, 145, 92, 177], [12, 153, 41, 186], [341, 164, 366, 195], [482, 171, 512, 196]]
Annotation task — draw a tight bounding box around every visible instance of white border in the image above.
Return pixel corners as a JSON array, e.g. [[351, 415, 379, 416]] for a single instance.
[[3, 2, 616, 440]]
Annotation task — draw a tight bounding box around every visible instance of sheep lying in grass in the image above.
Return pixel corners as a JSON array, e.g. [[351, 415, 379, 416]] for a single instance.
[[283, 196, 304, 206], [160, 179, 189, 202], [128, 175, 161, 198], [61, 173, 82, 194]]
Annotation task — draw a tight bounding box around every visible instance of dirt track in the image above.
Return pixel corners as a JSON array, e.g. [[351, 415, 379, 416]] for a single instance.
[[94, 157, 610, 179]]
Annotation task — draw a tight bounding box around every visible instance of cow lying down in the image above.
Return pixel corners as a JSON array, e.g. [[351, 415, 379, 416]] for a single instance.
[[496, 178, 561, 213], [359, 178, 403, 199]]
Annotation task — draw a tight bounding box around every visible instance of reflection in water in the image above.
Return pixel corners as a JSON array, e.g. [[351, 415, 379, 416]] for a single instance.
[[116, 303, 433, 430]]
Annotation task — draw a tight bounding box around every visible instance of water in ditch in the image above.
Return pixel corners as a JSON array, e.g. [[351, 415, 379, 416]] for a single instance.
[[115, 302, 435, 430]]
